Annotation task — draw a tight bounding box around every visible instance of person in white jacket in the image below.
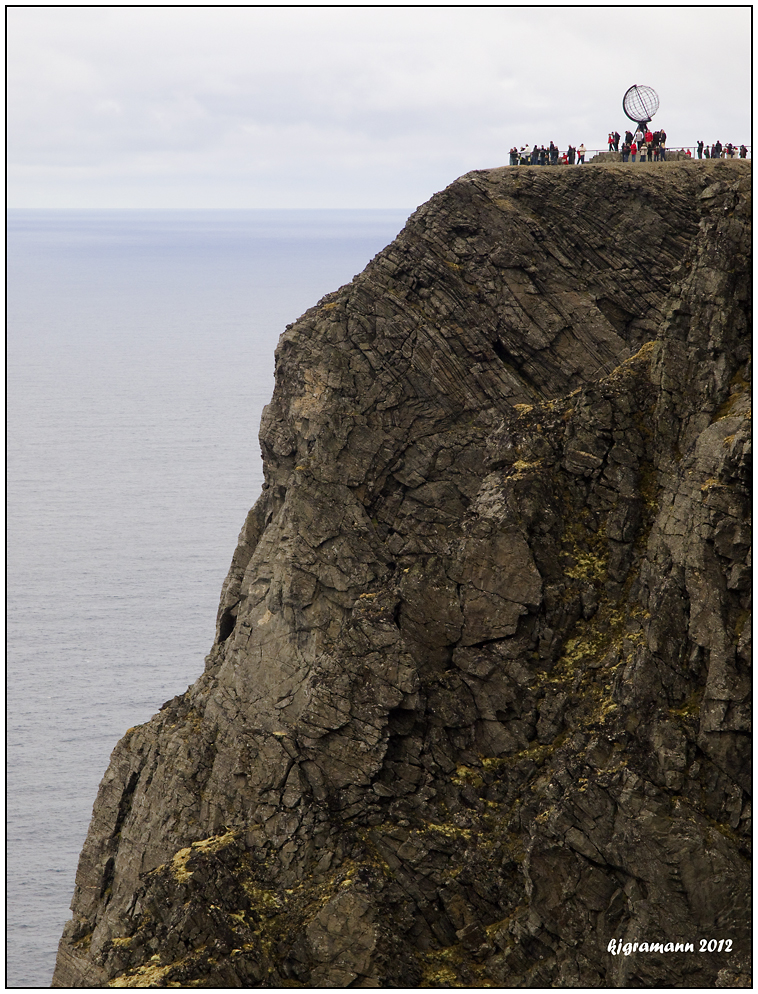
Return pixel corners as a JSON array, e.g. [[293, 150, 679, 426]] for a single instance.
[[577, 143, 586, 164]]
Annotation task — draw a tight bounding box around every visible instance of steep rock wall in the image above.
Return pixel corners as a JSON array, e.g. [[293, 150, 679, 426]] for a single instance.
[[53, 161, 751, 988]]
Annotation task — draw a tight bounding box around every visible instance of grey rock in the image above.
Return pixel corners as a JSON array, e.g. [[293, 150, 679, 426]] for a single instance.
[[53, 160, 751, 989]]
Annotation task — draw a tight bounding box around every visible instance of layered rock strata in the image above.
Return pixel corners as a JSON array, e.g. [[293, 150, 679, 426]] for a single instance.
[[53, 160, 751, 988]]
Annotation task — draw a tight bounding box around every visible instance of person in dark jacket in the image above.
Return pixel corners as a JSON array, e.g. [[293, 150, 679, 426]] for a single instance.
[[739, 145, 748, 158], [697, 140, 704, 159], [613, 131, 620, 151], [567, 145, 576, 165]]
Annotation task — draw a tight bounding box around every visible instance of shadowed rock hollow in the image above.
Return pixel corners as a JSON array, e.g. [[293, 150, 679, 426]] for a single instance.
[[53, 160, 751, 989]]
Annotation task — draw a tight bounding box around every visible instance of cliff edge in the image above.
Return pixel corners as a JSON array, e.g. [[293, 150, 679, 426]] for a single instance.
[[53, 160, 751, 988]]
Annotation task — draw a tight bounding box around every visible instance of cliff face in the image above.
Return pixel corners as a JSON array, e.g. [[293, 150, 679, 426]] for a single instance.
[[53, 161, 751, 989]]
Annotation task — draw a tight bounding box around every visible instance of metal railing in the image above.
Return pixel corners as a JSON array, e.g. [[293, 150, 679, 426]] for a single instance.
[[508, 146, 751, 165], [590, 146, 751, 162]]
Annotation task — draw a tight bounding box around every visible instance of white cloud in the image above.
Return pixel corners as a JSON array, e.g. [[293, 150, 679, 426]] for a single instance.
[[7, 6, 752, 207]]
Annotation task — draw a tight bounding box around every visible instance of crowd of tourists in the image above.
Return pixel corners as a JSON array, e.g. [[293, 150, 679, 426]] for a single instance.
[[509, 130, 748, 167], [696, 141, 748, 159], [613, 127, 667, 162], [508, 142, 586, 166]]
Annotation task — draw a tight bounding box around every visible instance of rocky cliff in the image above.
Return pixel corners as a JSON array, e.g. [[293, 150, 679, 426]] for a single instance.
[[53, 160, 751, 989]]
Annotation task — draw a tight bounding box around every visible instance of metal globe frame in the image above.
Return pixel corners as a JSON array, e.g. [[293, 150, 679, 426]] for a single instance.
[[622, 84, 660, 131]]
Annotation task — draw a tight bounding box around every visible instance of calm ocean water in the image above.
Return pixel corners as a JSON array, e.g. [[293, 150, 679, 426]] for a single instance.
[[7, 208, 411, 988]]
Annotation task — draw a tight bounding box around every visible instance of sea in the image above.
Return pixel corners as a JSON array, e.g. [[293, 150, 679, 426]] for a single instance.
[[6, 207, 413, 988]]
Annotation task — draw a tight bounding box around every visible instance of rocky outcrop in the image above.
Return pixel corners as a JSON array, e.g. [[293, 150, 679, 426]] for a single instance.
[[53, 160, 751, 988]]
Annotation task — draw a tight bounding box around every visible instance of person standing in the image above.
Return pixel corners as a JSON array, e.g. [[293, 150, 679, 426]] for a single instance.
[[567, 145, 576, 165], [608, 132, 614, 151], [697, 140, 704, 159], [613, 131, 620, 151], [621, 141, 630, 162], [659, 138, 666, 161], [714, 140, 723, 158], [630, 140, 637, 162], [704, 144, 710, 159], [639, 141, 647, 163], [740, 145, 748, 158], [577, 143, 586, 164]]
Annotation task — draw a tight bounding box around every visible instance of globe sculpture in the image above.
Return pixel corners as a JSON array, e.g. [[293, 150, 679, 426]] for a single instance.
[[622, 84, 660, 130]]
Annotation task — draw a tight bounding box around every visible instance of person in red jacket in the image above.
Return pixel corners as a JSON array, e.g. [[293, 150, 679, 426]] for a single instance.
[[630, 141, 638, 162], [644, 128, 653, 145]]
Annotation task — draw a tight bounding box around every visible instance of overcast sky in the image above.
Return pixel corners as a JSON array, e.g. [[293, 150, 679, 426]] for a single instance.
[[8, 6, 752, 209]]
